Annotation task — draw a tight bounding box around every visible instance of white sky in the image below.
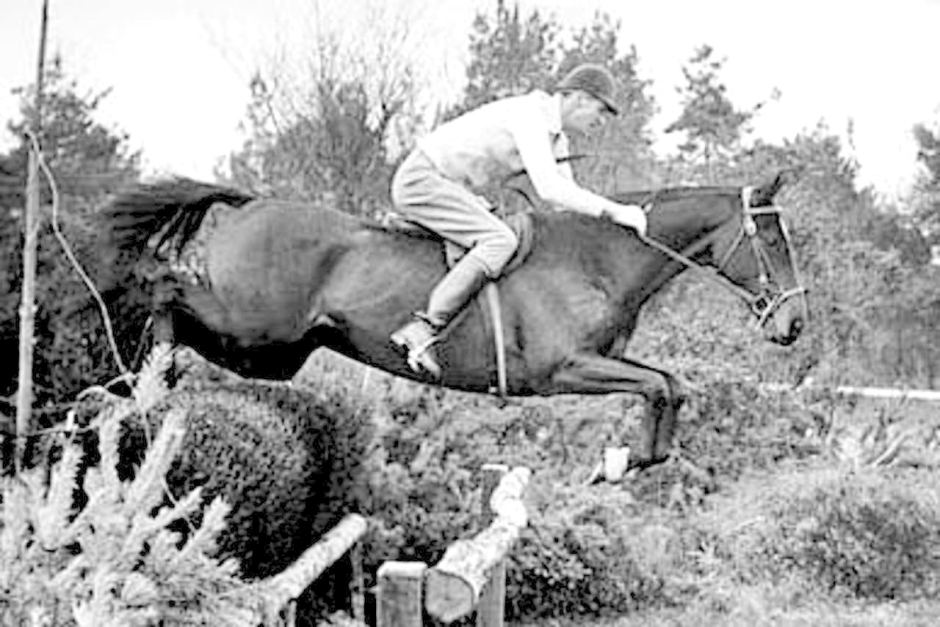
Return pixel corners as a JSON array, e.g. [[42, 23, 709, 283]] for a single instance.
[[2, 0, 939, 199]]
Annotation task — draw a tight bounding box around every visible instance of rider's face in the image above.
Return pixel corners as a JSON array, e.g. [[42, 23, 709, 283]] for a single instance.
[[565, 92, 615, 135]]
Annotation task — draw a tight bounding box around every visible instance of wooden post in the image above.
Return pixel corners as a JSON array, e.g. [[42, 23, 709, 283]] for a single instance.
[[349, 541, 365, 621], [376, 561, 426, 627], [14, 0, 49, 472], [425, 467, 530, 623], [477, 464, 509, 627], [475, 560, 506, 627]]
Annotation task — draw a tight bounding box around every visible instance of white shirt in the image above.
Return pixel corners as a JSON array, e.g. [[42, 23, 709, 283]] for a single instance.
[[417, 91, 620, 218]]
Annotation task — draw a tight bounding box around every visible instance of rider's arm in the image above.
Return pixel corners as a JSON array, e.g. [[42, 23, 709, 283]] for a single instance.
[[512, 121, 647, 234], [512, 120, 622, 218], [554, 133, 576, 182]]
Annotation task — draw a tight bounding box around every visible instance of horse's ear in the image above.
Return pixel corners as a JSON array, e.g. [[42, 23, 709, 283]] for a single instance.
[[750, 167, 801, 207]]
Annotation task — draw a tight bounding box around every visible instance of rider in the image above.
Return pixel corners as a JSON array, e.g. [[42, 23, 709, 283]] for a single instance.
[[390, 63, 648, 378]]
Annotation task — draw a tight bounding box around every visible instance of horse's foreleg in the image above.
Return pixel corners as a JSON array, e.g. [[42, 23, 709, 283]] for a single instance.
[[551, 353, 686, 471]]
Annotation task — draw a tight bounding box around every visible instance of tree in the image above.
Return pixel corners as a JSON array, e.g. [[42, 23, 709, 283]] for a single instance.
[[458, 0, 559, 114], [450, 5, 658, 208], [226, 0, 423, 217], [4, 55, 139, 210], [911, 122, 940, 245], [229, 73, 397, 217], [665, 45, 761, 182], [0, 57, 141, 425], [556, 12, 657, 193]]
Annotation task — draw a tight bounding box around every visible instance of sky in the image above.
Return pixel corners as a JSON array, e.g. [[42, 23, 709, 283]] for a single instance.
[[2, 0, 940, 199]]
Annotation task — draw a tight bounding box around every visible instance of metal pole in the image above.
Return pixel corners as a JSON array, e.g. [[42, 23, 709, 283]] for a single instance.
[[14, 0, 50, 472]]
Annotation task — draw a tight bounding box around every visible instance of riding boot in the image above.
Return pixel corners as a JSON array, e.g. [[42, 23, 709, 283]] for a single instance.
[[391, 255, 490, 379]]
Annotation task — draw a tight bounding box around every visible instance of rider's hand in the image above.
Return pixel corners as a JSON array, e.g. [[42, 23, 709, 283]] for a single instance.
[[604, 203, 647, 236]]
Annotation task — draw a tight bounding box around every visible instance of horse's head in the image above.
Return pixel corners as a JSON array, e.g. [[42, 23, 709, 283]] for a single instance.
[[628, 171, 808, 346], [703, 172, 808, 346]]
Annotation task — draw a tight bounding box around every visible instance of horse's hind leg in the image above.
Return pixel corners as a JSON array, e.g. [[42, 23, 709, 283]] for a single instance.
[[551, 352, 685, 473]]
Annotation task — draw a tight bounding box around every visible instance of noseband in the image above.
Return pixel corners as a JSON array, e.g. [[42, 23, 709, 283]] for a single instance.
[[640, 187, 808, 327]]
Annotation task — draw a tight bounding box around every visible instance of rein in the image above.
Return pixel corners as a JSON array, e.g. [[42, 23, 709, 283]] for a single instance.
[[638, 187, 808, 327]]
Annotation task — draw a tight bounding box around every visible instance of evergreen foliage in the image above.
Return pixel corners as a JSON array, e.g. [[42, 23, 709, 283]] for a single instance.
[[0, 57, 143, 425], [118, 350, 374, 580], [0, 347, 269, 626], [665, 45, 759, 174], [3, 5, 940, 624], [459, 0, 559, 113]]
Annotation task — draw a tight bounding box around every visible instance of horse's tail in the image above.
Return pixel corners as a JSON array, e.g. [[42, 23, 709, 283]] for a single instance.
[[103, 177, 256, 256]]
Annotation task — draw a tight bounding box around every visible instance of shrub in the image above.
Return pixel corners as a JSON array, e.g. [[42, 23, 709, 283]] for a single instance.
[[118, 349, 374, 581], [0, 348, 268, 625], [694, 466, 940, 603], [505, 482, 691, 621], [755, 469, 940, 600]]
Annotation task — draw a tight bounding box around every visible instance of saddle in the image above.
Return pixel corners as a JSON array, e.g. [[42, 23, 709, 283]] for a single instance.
[[381, 211, 536, 396]]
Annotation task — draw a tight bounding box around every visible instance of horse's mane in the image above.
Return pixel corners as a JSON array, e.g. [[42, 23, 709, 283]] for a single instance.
[[613, 173, 786, 209], [612, 185, 742, 207]]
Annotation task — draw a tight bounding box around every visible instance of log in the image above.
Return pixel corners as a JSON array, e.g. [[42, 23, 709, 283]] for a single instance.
[[259, 513, 368, 612], [377, 561, 427, 627], [425, 467, 531, 623], [475, 560, 506, 627]]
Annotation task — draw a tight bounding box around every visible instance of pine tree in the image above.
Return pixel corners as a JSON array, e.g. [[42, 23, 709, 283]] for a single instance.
[[665, 45, 758, 182], [911, 122, 940, 244], [0, 346, 273, 625], [5, 54, 139, 209], [556, 12, 657, 192], [456, 0, 559, 116], [0, 55, 143, 415]]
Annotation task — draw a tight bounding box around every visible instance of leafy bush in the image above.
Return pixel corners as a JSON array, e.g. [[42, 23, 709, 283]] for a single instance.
[[507, 485, 685, 620], [753, 469, 940, 600]]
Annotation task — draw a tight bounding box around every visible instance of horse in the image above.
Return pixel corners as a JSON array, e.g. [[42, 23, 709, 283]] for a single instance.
[[98, 171, 808, 476]]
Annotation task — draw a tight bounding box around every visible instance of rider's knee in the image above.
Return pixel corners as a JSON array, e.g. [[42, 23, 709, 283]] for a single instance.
[[475, 228, 518, 277]]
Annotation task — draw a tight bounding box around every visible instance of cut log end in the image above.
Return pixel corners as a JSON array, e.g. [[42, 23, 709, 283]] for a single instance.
[[425, 567, 476, 623]]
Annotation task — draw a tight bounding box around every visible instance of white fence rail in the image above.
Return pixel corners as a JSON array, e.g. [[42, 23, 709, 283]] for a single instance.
[[763, 383, 940, 403]]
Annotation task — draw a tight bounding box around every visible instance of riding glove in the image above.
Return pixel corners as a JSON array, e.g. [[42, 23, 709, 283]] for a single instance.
[[604, 203, 647, 236]]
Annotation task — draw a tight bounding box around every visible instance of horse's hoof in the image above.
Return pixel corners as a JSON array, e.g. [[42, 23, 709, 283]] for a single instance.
[[585, 446, 631, 485]]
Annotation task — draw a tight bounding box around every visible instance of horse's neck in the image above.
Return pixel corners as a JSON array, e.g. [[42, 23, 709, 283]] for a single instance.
[[532, 212, 684, 306], [531, 199, 730, 292], [630, 196, 734, 301], [648, 197, 725, 252]]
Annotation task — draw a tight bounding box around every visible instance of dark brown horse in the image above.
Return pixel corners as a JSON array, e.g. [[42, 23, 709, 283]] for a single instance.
[[100, 172, 807, 474]]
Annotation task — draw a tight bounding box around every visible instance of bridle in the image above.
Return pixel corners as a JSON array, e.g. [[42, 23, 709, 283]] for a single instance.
[[639, 187, 808, 327]]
